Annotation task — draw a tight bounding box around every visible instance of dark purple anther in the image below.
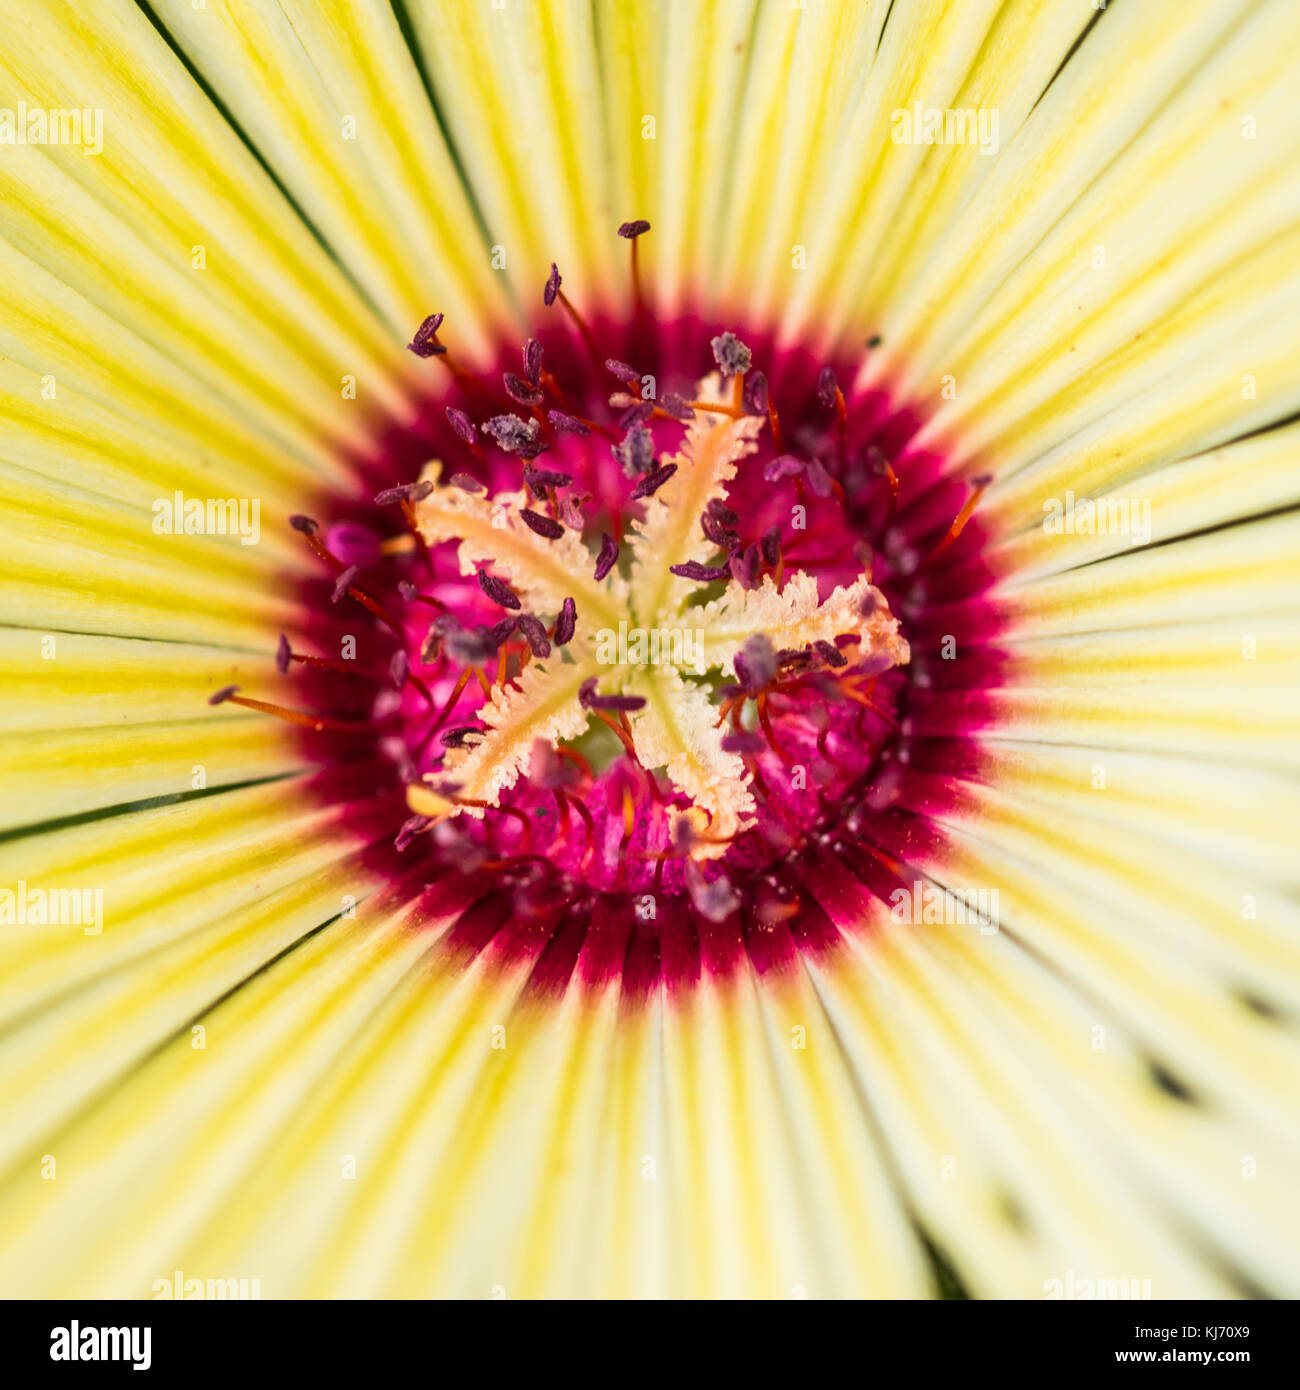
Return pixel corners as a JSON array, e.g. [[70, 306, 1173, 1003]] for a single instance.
[[548, 409, 590, 437], [208, 684, 240, 706], [389, 650, 410, 688], [522, 338, 544, 387], [685, 863, 740, 923], [519, 508, 564, 540], [594, 532, 620, 581], [618, 401, 655, 431], [738, 635, 776, 691], [554, 596, 577, 646], [711, 331, 752, 377], [618, 219, 651, 239], [408, 312, 446, 358], [670, 560, 730, 583], [614, 423, 655, 475], [449, 472, 485, 493], [804, 458, 834, 498], [706, 498, 740, 525], [398, 580, 419, 602], [289, 514, 318, 535], [579, 677, 647, 712], [659, 392, 695, 421], [814, 640, 847, 669], [516, 614, 551, 658], [763, 454, 805, 483], [442, 624, 494, 667], [275, 634, 291, 674], [523, 464, 573, 491], [439, 726, 483, 749], [375, 480, 434, 506], [760, 523, 782, 568], [817, 366, 838, 407], [394, 815, 430, 852], [543, 263, 562, 306], [700, 509, 741, 550], [559, 494, 587, 529], [504, 371, 543, 406], [331, 565, 359, 603], [482, 617, 518, 650], [743, 370, 769, 415], [631, 462, 677, 500], [729, 544, 760, 590], [721, 730, 765, 755], [445, 406, 476, 444], [477, 569, 521, 610], [605, 358, 640, 386]]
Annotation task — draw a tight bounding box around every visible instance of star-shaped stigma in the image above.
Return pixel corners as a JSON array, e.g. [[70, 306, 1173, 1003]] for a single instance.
[[406, 371, 910, 858]]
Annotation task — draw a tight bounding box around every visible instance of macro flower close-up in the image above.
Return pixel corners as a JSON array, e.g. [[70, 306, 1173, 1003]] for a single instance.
[[1, 0, 1298, 1308]]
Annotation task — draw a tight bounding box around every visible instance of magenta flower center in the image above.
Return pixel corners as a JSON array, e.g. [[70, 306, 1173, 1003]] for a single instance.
[[237, 283, 1004, 993]]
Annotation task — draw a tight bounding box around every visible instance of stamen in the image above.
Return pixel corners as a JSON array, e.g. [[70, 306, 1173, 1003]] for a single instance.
[[407, 312, 446, 358], [374, 481, 435, 506], [207, 685, 376, 733], [618, 218, 651, 319], [579, 678, 647, 713]]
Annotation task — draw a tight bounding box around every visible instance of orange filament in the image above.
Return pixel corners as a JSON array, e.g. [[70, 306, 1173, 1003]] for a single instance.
[[927, 475, 992, 565], [556, 788, 596, 867], [398, 498, 435, 571], [689, 398, 743, 419], [629, 236, 645, 322], [218, 693, 376, 733], [469, 799, 533, 850], [430, 665, 477, 735], [556, 288, 602, 365], [756, 692, 792, 762], [555, 745, 594, 780], [767, 396, 784, 452], [880, 459, 901, 532]]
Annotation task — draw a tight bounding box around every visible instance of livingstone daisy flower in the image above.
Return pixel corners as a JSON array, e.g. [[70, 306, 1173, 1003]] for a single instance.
[[0, 0, 1297, 1302]]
